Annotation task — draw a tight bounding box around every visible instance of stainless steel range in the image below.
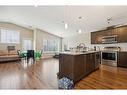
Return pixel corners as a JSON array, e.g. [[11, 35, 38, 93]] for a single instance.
[[101, 46, 121, 66]]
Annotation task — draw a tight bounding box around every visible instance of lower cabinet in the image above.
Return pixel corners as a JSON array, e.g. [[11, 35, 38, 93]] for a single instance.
[[85, 53, 95, 75], [59, 52, 100, 83], [73, 55, 85, 82], [118, 52, 127, 68], [94, 52, 101, 69]]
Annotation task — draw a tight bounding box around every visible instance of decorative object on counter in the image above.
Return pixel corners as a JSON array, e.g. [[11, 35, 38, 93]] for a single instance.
[[58, 77, 74, 89], [94, 46, 96, 51], [93, 46, 100, 51], [96, 46, 100, 51]]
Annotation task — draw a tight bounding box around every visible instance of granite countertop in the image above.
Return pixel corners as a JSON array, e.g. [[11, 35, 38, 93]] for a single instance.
[[60, 51, 100, 55]]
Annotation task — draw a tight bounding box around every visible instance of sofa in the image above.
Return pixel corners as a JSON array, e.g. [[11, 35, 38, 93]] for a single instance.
[[0, 50, 21, 63]]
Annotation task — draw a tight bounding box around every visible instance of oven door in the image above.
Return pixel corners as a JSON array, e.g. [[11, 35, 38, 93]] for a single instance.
[[101, 51, 117, 66]]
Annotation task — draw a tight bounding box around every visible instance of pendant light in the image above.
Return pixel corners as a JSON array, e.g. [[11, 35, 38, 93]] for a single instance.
[[78, 29, 82, 34], [65, 22, 68, 29], [63, 6, 69, 30], [77, 16, 83, 34]]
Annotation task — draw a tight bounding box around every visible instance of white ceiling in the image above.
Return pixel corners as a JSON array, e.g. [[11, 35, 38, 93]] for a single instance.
[[0, 6, 127, 37]]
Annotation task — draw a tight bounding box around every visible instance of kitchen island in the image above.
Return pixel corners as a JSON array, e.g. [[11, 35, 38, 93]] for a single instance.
[[59, 51, 101, 83]]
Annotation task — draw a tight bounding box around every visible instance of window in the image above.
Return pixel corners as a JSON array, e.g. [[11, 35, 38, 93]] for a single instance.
[[0, 29, 20, 43], [43, 39, 59, 53], [22, 39, 32, 50]]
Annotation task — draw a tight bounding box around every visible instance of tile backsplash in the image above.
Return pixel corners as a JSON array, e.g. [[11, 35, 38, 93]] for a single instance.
[[91, 43, 127, 51]]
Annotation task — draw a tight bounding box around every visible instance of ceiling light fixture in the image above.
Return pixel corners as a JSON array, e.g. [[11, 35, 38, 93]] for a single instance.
[[107, 17, 112, 24], [78, 29, 82, 34], [77, 16, 83, 34], [34, 4, 38, 7], [65, 22, 68, 29], [78, 16, 83, 20]]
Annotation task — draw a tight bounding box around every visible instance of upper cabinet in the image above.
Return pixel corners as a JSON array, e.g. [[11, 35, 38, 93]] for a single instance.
[[91, 26, 127, 44], [91, 28, 117, 44], [91, 31, 99, 44], [117, 26, 127, 43]]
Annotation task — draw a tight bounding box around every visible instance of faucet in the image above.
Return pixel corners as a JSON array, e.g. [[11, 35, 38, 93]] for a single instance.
[[78, 43, 85, 48], [77, 43, 86, 52]]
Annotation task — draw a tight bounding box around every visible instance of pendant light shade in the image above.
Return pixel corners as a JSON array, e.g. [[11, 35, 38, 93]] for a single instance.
[[78, 29, 82, 34], [65, 22, 68, 29]]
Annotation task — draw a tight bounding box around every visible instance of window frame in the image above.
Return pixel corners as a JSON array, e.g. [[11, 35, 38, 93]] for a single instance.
[[22, 38, 33, 51], [0, 28, 20, 44], [42, 39, 60, 53]]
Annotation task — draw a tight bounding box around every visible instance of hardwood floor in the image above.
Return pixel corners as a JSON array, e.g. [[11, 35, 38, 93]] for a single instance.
[[75, 65, 127, 89], [0, 59, 59, 89], [0, 58, 127, 89]]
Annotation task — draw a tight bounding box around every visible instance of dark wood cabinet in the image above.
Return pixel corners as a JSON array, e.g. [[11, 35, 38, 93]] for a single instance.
[[91, 30, 104, 44], [104, 29, 117, 36], [112, 28, 118, 35], [118, 52, 127, 68], [94, 52, 101, 69], [91, 32, 98, 44], [117, 26, 127, 43], [73, 55, 85, 81], [85, 53, 95, 74], [59, 54, 86, 83], [102, 29, 111, 36], [59, 52, 99, 83], [59, 54, 74, 79], [91, 28, 119, 44]]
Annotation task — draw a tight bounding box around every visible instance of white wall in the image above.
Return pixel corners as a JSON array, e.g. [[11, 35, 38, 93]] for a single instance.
[[0, 22, 62, 53], [0, 22, 33, 50], [36, 29, 62, 51], [62, 32, 127, 51], [62, 32, 91, 51]]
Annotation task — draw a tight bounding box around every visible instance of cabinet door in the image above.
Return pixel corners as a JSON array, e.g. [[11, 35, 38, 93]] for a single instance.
[[111, 28, 118, 35], [85, 54, 90, 74], [91, 32, 98, 44], [94, 52, 101, 69], [74, 55, 85, 82], [91, 53, 95, 70], [85, 53, 95, 74], [118, 52, 127, 68], [102, 29, 112, 36], [96, 31, 104, 44], [117, 26, 127, 43], [59, 54, 73, 79], [91, 29, 118, 44], [91, 31, 104, 44]]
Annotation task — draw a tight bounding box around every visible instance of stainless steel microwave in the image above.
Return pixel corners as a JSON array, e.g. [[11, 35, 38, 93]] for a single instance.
[[101, 35, 117, 44]]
